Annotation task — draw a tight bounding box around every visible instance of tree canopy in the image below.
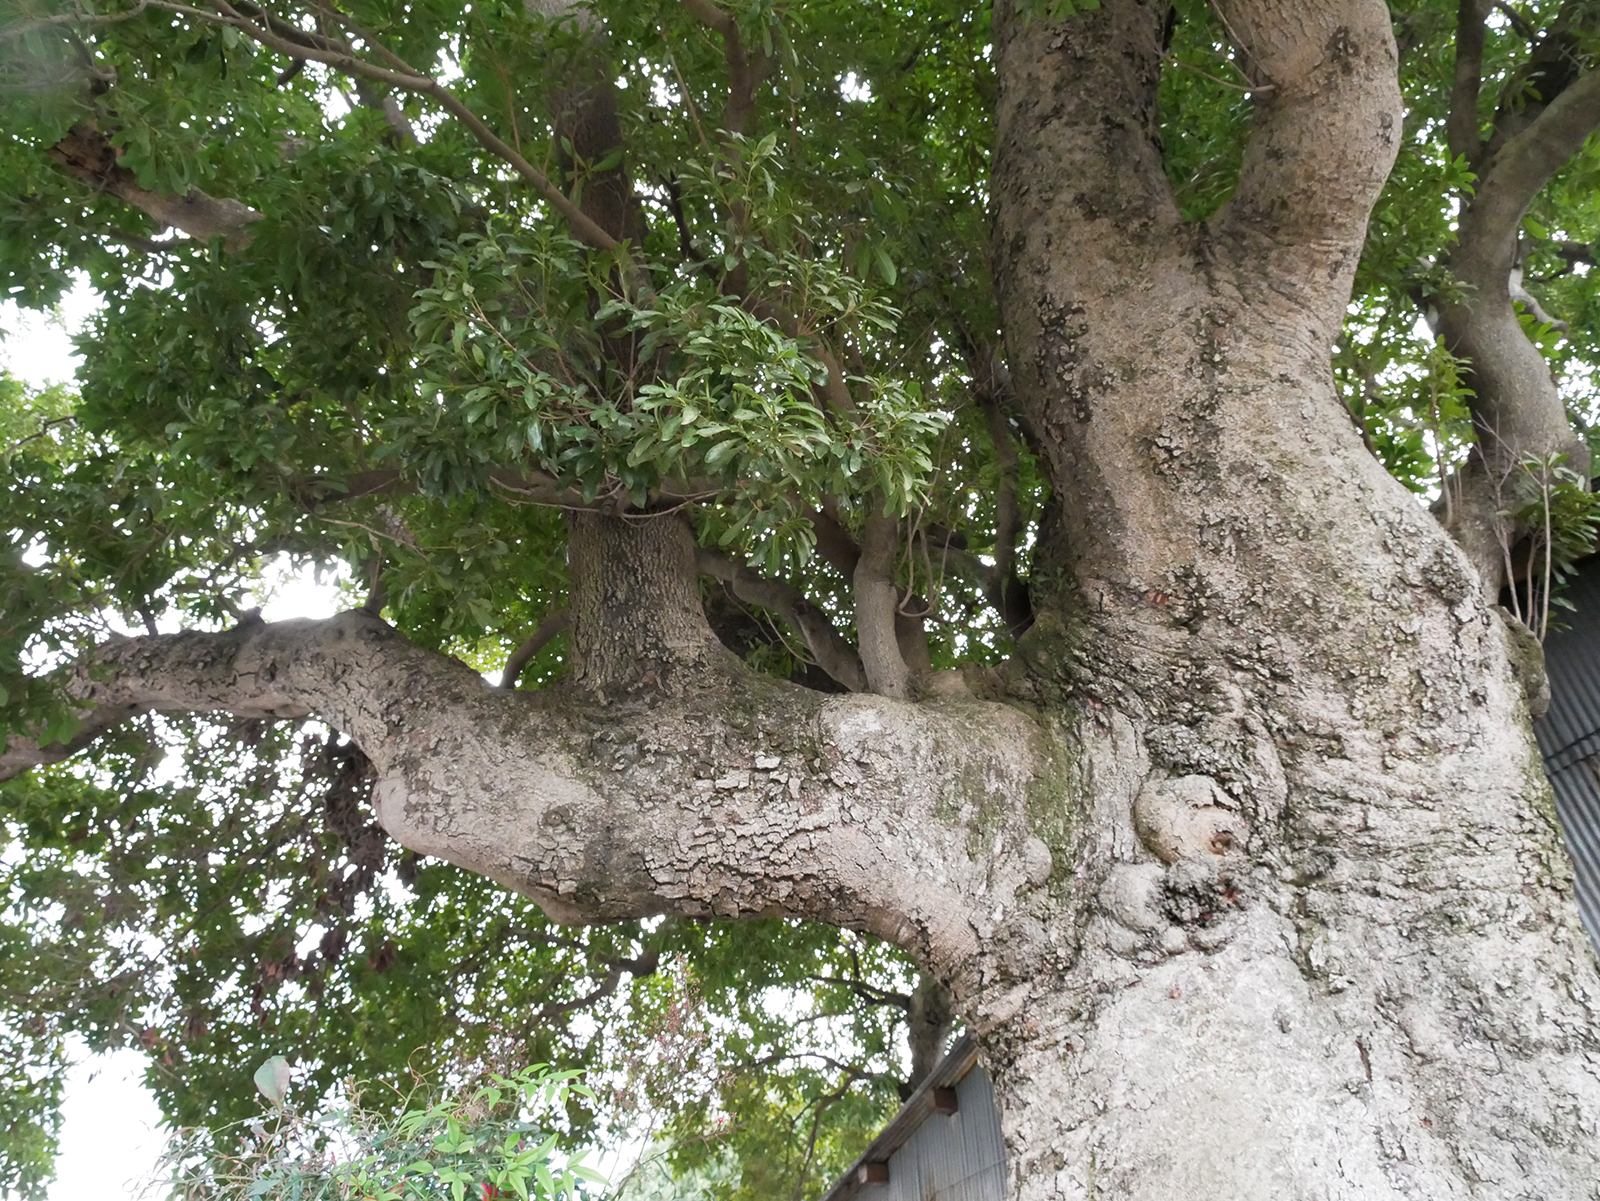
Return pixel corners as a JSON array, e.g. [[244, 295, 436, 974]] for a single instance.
[[2, 0, 1599, 1197]]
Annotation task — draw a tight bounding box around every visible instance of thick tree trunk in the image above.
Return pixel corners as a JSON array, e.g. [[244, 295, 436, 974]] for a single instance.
[[566, 512, 718, 692], [975, 1, 1600, 1195], [8, 2, 1600, 1195]]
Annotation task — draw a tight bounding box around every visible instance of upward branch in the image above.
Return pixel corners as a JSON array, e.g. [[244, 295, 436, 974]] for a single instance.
[[1212, 0, 1402, 333], [681, 0, 770, 136], [1459, 65, 1600, 284], [1448, 0, 1493, 165], [992, 0, 1179, 274]]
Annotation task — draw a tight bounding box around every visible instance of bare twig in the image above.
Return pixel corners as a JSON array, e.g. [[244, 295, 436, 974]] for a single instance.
[[1206, 0, 1274, 89], [5, 414, 78, 456], [1163, 52, 1274, 93]]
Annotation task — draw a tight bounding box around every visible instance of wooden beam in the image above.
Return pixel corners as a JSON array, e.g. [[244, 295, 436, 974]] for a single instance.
[[817, 1035, 982, 1201]]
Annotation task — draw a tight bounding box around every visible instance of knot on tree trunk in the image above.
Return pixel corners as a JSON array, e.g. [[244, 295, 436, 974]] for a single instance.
[[566, 512, 720, 695]]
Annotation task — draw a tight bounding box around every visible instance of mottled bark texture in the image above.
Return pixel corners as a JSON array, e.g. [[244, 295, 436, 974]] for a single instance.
[[566, 513, 718, 692], [986, 0, 1599, 1195], [48, 122, 263, 248], [7, 1, 1600, 1197]]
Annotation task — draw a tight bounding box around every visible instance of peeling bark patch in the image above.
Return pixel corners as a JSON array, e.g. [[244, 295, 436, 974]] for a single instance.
[[1326, 27, 1358, 75], [1159, 860, 1243, 930], [1035, 297, 1094, 423]]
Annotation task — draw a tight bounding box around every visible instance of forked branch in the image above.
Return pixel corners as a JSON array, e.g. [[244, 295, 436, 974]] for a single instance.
[[695, 548, 868, 692]]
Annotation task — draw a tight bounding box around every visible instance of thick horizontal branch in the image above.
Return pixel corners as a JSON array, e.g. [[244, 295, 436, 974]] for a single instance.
[[3, 613, 1050, 976]]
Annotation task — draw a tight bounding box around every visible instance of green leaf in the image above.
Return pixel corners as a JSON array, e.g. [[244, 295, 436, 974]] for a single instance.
[[252, 1056, 291, 1107]]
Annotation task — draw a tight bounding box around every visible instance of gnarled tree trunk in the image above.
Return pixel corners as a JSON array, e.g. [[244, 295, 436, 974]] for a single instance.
[[5, 0, 1599, 1197], [979, 2, 1600, 1194]]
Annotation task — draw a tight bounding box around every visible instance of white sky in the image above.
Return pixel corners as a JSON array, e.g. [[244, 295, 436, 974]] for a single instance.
[[51, 1048, 167, 1201], [3, 285, 344, 1199], [3, 287, 167, 1199], [1, 287, 100, 391]]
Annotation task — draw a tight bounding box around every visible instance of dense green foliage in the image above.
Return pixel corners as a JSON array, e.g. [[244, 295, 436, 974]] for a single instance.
[[161, 1062, 603, 1201], [2, 0, 1600, 1198]]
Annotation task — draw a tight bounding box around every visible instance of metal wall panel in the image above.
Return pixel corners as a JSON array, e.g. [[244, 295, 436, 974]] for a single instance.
[[1531, 556, 1600, 952], [870, 1065, 1005, 1201]]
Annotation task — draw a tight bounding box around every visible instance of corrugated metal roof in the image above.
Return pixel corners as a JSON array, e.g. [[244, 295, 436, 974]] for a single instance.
[[1530, 557, 1600, 951], [819, 1036, 1005, 1201]]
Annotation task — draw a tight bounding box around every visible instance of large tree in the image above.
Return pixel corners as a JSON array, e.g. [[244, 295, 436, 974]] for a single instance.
[[3, 0, 1600, 1197]]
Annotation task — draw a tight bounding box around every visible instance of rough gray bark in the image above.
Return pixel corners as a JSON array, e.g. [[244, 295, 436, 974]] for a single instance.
[[15, 609, 1049, 961], [7, 1, 1600, 1197], [984, 0, 1600, 1194]]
